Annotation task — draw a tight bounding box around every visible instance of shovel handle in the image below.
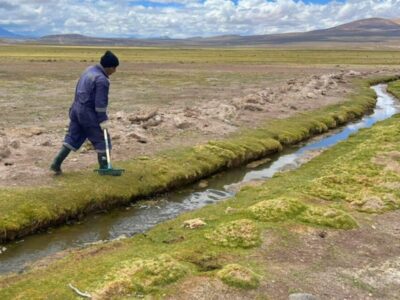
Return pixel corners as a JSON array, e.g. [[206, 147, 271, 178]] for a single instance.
[[103, 128, 112, 169]]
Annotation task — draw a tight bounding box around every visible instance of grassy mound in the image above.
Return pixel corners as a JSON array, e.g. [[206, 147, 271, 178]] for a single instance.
[[217, 264, 260, 289], [94, 254, 188, 299], [248, 197, 307, 222], [298, 206, 358, 229], [248, 197, 357, 229], [205, 219, 260, 248]]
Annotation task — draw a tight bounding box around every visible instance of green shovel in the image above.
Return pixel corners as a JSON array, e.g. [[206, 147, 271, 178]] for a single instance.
[[94, 128, 125, 176]]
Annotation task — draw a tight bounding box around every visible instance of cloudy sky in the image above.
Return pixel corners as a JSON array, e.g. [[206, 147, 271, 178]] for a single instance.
[[0, 0, 399, 38]]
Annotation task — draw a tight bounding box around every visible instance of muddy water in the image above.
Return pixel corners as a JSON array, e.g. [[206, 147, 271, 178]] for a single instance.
[[0, 84, 399, 275]]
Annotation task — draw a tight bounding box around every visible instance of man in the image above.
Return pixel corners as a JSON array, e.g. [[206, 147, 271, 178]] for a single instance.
[[50, 50, 119, 175]]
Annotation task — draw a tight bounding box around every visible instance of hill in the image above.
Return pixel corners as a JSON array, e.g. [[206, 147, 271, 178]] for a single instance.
[[32, 18, 400, 46]]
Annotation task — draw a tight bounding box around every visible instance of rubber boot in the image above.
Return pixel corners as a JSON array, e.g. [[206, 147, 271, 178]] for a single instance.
[[50, 145, 71, 175], [97, 152, 108, 170]]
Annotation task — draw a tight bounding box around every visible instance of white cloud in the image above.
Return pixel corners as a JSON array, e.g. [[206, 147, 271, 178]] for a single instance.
[[0, 0, 400, 37]]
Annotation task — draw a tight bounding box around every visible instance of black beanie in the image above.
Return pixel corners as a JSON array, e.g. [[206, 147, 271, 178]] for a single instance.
[[100, 50, 119, 68]]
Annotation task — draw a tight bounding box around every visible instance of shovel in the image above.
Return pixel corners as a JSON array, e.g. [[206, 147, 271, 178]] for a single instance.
[[94, 128, 125, 176]]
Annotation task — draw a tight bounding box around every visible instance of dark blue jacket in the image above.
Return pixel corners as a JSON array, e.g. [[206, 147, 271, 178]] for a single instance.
[[72, 64, 109, 125]]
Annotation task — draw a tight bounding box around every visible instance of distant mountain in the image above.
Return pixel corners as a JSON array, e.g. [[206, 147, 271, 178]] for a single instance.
[[35, 17, 400, 46], [39, 33, 184, 46], [0, 27, 22, 38], [192, 18, 400, 45], [39, 34, 114, 45], [325, 18, 400, 32]]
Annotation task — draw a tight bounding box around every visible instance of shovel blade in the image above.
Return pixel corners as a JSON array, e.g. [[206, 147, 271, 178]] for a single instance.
[[94, 168, 125, 176]]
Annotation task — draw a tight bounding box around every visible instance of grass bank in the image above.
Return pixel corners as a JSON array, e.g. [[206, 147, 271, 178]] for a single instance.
[[388, 79, 400, 98], [0, 76, 399, 243], [1, 88, 400, 299]]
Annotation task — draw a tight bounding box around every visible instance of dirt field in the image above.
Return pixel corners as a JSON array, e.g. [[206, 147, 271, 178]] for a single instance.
[[0, 46, 399, 187]]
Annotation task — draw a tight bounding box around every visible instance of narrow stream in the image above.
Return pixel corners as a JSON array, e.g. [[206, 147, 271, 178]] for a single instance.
[[0, 84, 399, 275]]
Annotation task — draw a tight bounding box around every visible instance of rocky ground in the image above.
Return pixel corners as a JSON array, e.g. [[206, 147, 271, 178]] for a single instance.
[[0, 66, 391, 187]]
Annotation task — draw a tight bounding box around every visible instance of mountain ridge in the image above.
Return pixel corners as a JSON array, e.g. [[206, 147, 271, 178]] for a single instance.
[[17, 17, 400, 46]]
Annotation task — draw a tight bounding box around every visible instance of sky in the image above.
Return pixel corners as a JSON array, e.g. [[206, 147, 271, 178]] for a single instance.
[[0, 0, 399, 38]]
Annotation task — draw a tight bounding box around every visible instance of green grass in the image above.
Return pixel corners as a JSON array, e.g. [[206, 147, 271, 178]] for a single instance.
[[1, 76, 399, 243], [1, 81, 400, 299], [388, 80, 400, 99], [1, 45, 400, 65], [217, 264, 261, 289]]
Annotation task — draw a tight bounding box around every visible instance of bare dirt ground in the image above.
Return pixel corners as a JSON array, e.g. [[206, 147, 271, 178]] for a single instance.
[[169, 210, 400, 300], [0, 61, 397, 187]]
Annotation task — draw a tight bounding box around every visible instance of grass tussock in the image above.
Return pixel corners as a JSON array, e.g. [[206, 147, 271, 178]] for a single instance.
[[248, 198, 357, 229], [297, 206, 358, 229], [205, 219, 261, 248], [1, 80, 400, 299], [217, 264, 261, 289], [93, 254, 188, 299], [248, 197, 307, 222]]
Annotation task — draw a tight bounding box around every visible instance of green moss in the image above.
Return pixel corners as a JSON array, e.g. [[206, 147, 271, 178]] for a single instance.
[[94, 254, 188, 298], [217, 264, 260, 289], [248, 197, 307, 222], [205, 219, 261, 248], [247, 197, 357, 229], [297, 206, 358, 229]]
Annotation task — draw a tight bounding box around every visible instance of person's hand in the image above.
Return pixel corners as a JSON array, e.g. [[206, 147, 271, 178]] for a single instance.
[[100, 121, 110, 130]]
